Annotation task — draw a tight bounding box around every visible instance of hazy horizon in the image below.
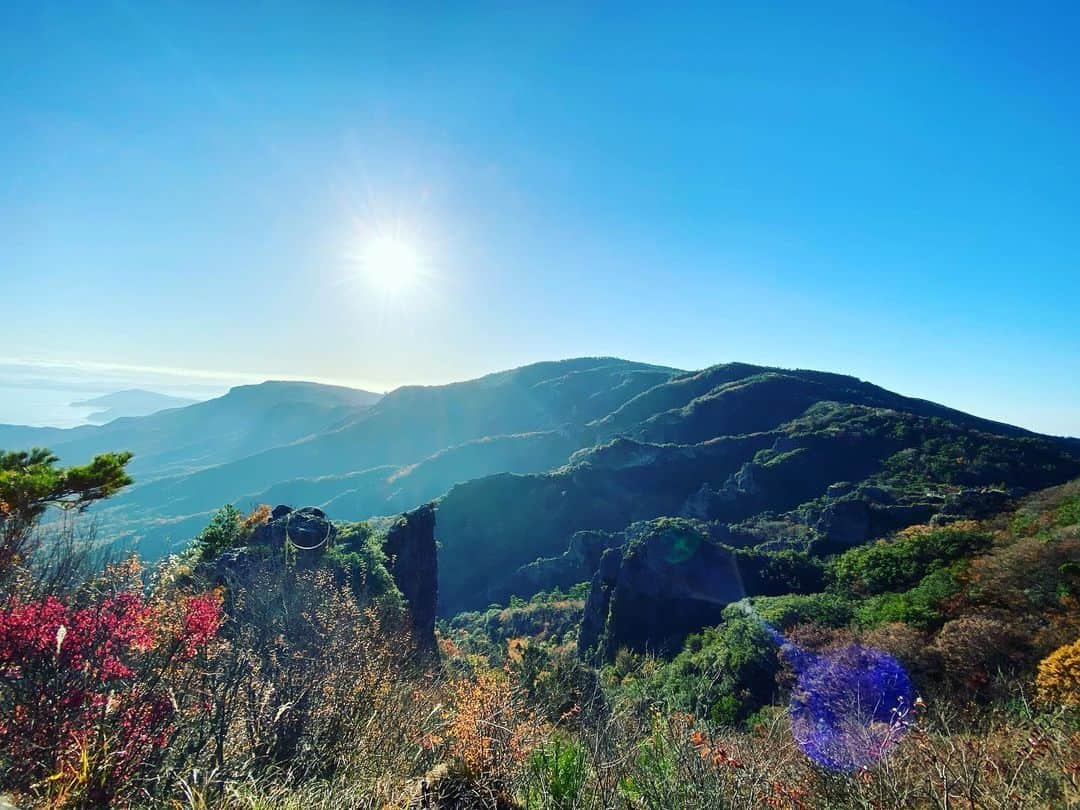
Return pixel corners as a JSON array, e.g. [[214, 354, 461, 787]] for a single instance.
[[2, 354, 1077, 439]]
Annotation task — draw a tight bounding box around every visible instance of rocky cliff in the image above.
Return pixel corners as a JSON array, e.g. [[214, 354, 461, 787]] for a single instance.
[[196, 502, 439, 655], [383, 503, 439, 655], [578, 519, 744, 660]]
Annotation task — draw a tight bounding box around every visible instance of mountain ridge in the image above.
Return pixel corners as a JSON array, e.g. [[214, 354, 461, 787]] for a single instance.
[[2, 358, 1076, 600]]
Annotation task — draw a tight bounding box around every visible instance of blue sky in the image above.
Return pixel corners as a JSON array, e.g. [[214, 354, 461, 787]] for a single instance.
[[2, 1, 1078, 435]]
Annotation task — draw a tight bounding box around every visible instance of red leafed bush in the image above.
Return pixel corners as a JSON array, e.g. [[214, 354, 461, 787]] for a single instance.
[[0, 592, 155, 678], [0, 564, 223, 806]]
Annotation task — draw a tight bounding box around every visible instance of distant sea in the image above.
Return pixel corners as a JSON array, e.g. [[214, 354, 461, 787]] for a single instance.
[[0, 361, 240, 429], [0, 384, 115, 428]]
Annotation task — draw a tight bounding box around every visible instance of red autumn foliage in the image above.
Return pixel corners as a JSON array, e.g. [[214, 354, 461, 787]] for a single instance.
[[0, 579, 223, 804]]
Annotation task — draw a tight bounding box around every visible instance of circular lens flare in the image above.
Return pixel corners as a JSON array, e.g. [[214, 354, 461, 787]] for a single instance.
[[746, 610, 915, 772], [787, 644, 913, 771]]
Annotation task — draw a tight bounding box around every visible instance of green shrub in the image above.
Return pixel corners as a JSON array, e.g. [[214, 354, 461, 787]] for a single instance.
[[193, 504, 244, 559], [618, 713, 696, 808], [1053, 494, 1080, 527], [742, 592, 854, 630], [734, 548, 826, 595], [325, 521, 399, 602], [652, 617, 779, 727], [853, 567, 959, 630], [525, 734, 588, 809], [829, 522, 990, 595]]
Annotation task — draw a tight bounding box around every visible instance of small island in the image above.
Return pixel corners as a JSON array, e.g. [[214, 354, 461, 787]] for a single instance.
[[71, 388, 198, 423]]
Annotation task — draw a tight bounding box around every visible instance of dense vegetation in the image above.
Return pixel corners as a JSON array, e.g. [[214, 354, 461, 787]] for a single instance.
[[1, 446, 1078, 808]]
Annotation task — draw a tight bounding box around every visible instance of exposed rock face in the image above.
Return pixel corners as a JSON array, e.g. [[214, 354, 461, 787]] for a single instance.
[[934, 487, 1018, 524], [194, 504, 439, 658], [577, 548, 622, 661], [808, 486, 1020, 550], [196, 505, 336, 585], [383, 503, 439, 656], [578, 519, 741, 661], [806, 483, 946, 550], [437, 379, 1080, 617], [577, 484, 1029, 661], [495, 529, 623, 602], [194, 546, 263, 592], [815, 499, 873, 548]]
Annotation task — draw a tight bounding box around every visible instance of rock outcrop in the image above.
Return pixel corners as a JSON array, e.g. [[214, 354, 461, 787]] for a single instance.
[[494, 529, 623, 603], [383, 503, 439, 656], [252, 505, 337, 564], [197, 504, 438, 657], [933, 487, 1019, 524], [578, 519, 742, 661], [437, 377, 1080, 617], [196, 505, 337, 587]]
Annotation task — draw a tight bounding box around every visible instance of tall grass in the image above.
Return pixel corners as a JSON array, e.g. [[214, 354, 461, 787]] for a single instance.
[[1, 515, 1078, 808]]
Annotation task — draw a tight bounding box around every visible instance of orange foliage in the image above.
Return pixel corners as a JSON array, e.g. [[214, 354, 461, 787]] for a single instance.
[[506, 636, 529, 663], [438, 634, 462, 660], [240, 503, 272, 534], [445, 669, 543, 783]]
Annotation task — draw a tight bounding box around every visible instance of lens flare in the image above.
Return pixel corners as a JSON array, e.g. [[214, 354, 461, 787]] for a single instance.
[[757, 616, 914, 771]]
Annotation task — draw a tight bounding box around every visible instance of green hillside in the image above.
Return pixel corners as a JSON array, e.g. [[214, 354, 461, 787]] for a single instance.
[[435, 374, 1079, 615]]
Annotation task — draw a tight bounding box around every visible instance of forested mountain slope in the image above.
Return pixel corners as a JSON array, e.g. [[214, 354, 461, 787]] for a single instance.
[[434, 366, 1080, 615], [2, 359, 1076, 597], [82, 359, 678, 555]]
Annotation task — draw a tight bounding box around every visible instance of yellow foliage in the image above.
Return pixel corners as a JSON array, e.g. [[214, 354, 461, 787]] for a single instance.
[[1036, 638, 1080, 706], [897, 519, 978, 539], [506, 636, 529, 663]]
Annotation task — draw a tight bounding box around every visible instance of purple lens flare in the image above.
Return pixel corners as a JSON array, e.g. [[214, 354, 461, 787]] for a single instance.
[[756, 613, 914, 771], [786, 643, 913, 771]]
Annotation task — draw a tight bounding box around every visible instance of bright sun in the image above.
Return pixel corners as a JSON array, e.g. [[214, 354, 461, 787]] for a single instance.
[[362, 234, 421, 294]]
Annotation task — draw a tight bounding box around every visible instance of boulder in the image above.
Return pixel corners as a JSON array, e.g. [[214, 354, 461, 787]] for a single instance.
[[250, 506, 336, 565]]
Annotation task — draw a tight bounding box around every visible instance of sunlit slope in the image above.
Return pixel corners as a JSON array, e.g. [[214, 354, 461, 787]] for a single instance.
[[97, 358, 678, 554]]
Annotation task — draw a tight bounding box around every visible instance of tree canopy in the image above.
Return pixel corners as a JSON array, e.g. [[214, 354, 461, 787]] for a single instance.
[[0, 447, 133, 581]]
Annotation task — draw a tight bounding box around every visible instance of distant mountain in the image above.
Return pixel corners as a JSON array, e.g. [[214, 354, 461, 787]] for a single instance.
[[0, 380, 382, 481], [94, 358, 678, 555], [72, 389, 199, 422]]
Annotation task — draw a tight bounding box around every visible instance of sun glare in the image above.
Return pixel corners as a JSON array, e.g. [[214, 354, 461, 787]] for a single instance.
[[362, 234, 421, 294]]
